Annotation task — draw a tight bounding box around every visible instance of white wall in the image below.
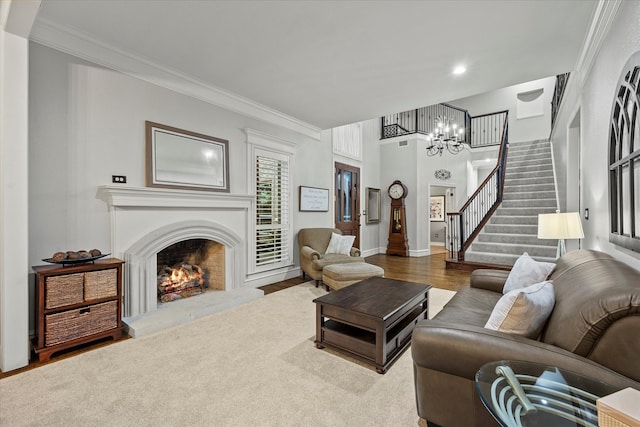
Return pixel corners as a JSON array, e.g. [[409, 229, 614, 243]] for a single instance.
[[375, 133, 468, 256], [551, 0, 640, 269], [0, 21, 31, 373], [28, 43, 327, 325], [449, 76, 557, 144], [358, 118, 382, 256]]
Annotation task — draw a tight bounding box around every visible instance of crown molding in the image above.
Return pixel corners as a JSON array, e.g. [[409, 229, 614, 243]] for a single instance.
[[574, 0, 622, 88], [30, 18, 322, 140]]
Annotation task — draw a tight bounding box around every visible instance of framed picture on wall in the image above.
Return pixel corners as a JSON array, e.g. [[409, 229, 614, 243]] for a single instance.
[[430, 195, 445, 222], [299, 186, 329, 212]]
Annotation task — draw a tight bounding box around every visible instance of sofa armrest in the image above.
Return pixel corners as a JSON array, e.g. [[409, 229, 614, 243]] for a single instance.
[[470, 269, 510, 293], [350, 247, 361, 257], [300, 245, 321, 261], [411, 320, 640, 389]]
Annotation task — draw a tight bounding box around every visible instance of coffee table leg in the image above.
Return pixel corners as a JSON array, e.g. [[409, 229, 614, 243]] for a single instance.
[[315, 303, 324, 348]]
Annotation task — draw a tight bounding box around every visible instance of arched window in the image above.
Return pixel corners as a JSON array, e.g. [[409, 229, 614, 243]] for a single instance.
[[609, 52, 640, 253]]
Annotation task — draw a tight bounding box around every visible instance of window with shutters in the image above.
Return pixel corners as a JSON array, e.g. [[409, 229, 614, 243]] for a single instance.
[[255, 153, 290, 268], [246, 129, 295, 273]]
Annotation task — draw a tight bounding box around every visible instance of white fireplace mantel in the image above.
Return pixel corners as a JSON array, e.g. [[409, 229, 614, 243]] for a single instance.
[[97, 185, 254, 209], [97, 185, 257, 327]]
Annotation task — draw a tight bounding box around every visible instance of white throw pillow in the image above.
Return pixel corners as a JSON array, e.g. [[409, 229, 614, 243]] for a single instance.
[[503, 252, 555, 294], [325, 232, 355, 256], [485, 281, 555, 338]]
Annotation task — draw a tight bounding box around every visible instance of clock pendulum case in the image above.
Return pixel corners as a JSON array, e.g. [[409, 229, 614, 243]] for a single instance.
[[386, 180, 409, 256]]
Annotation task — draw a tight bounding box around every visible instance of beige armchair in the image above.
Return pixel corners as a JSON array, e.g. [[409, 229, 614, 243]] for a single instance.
[[297, 228, 364, 285]]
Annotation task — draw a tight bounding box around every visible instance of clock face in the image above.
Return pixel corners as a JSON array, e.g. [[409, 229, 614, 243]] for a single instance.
[[389, 183, 405, 199]]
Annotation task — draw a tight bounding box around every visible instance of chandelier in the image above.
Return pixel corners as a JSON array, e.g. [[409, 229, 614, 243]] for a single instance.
[[425, 116, 466, 156]]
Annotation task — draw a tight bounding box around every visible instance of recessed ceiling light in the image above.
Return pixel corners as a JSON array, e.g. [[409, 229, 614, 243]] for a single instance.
[[453, 66, 466, 75]]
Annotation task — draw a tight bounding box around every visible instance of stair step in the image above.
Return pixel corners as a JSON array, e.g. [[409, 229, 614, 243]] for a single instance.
[[508, 158, 551, 168], [506, 170, 554, 180], [484, 224, 539, 234], [504, 177, 555, 186], [503, 191, 556, 200], [507, 164, 553, 173], [490, 215, 538, 225], [504, 184, 555, 193], [509, 140, 549, 149], [464, 251, 556, 267], [496, 207, 557, 216], [478, 233, 557, 246], [508, 148, 550, 156], [507, 150, 551, 159], [501, 199, 557, 208], [470, 242, 558, 257]]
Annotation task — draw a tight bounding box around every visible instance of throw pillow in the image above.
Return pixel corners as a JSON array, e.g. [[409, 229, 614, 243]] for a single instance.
[[325, 232, 355, 256], [503, 252, 555, 294], [485, 281, 555, 338]]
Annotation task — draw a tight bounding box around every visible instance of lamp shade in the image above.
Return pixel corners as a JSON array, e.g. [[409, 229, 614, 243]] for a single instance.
[[538, 212, 585, 239]]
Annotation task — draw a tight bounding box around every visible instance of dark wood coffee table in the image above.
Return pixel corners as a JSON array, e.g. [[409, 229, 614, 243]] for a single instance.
[[313, 277, 431, 374]]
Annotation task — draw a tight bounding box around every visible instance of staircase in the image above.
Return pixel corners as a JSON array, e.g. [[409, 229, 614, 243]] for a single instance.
[[464, 139, 558, 266]]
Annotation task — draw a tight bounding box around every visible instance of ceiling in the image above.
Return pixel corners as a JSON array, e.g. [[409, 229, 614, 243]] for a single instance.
[[29, 0, 597, 131]]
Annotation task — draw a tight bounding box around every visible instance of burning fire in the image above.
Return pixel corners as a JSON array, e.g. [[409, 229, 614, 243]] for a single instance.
[[157, 263, 205, 302]]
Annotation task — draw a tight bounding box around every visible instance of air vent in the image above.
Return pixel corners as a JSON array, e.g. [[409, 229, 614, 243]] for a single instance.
[[399, 140, 408, 147]]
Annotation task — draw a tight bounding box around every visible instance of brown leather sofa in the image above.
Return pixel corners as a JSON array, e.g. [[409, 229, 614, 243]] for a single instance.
[[411, 249, 640, 427], [297, 228, 364, 284]]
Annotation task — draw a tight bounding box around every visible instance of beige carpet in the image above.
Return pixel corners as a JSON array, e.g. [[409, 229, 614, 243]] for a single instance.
[[0, 282, 455, 426]]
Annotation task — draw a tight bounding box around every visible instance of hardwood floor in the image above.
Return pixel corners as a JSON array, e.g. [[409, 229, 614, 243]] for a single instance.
[[365, 252, 470, 292], [260, 248, 471, 294], [1, 249, 469, 378]]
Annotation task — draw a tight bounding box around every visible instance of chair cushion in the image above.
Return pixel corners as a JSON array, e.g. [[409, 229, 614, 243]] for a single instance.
[[325, 232, 355, 255], [485, 281, 555, 338], [322, 263, 384, 281], [503, 252, 555, 294]]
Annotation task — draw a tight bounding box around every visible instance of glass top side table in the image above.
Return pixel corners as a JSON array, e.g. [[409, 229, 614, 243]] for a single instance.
[[475, 360, 621, 427]]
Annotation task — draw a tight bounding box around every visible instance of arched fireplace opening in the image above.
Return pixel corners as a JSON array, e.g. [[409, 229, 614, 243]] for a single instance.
[[156, 239, 225, 303]]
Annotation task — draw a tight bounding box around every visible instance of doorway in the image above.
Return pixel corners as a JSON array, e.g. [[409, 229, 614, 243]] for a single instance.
[[335, 162, 361, 248], [429, 184, 455, 251]]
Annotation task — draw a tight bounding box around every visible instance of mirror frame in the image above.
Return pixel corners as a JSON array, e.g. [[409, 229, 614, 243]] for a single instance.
[[366, 187, 381, 224], [145, 121, 230, 192]]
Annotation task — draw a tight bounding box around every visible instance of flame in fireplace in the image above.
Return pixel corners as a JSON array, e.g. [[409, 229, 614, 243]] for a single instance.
[[157, 263, 205, 302]]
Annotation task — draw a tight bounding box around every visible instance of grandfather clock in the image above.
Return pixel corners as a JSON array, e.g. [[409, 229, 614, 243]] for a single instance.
[[386, 180, 409, 256]]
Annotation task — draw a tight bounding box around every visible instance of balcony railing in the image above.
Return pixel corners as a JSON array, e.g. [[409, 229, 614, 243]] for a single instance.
[[381, 103, 507, 150]]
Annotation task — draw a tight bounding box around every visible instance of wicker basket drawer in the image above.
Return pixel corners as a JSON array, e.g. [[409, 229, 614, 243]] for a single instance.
[[45, 273, 84, 309], [45, 301, 118, 346], [84, 268, 117, 300]]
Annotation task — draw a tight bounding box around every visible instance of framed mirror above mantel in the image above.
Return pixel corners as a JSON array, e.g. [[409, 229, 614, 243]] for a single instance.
[[145, 121, 230, 192]]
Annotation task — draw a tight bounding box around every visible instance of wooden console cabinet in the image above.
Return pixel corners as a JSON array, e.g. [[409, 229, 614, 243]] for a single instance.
[[32, 258, 124, 362]]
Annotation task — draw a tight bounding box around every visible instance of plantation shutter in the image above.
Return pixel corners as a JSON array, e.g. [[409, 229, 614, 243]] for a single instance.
[[255, 154, 290, 267]]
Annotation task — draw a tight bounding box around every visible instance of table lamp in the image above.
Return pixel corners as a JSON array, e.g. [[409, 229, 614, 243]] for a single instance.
[[538, 212, 584, 259]]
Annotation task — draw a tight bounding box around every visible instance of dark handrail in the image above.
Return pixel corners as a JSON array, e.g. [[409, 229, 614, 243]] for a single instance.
[[471, 109, 509, 119], [551, 73, 570, 132], [447, 112, 509, 261]]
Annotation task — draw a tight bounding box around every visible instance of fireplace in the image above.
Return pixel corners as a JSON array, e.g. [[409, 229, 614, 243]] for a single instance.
[[98, 186, 262, 337], [156, 239, 224, 302]]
